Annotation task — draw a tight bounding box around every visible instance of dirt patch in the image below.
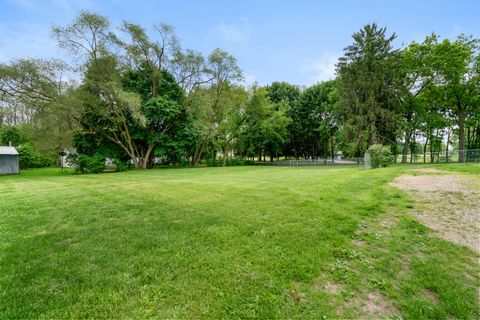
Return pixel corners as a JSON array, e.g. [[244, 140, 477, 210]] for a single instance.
[[410, 168, 444, 174], [392, 171, 480, 253], [324, 282, 342, 294], [380, 216, 397, 230], [422, 289, 439, 304], [285, 288, 306, 304], [352, 239, 366, 247], [392, 174, 474, 193], [358, 291, 399, 318]]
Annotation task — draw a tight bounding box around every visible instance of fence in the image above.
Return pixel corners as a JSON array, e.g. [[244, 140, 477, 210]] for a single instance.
[[257, 149, 480, 167], [258, 157, 364, 167], [396, 149, 480, 164]]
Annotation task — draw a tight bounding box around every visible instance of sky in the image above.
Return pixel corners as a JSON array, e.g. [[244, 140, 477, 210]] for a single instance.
[[0, 0, 479, 86]]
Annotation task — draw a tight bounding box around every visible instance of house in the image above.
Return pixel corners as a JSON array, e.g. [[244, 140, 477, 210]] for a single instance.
[[60, 148, 77, 168], [0, 146, 20, 175]]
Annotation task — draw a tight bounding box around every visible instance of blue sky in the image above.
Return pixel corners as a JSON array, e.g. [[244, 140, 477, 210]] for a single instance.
[[0, 0, 478, 86]]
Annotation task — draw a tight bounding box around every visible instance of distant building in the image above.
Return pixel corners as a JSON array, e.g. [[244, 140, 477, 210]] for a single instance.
[[0, 146, 20, 175], [60, 148, 77, 168]]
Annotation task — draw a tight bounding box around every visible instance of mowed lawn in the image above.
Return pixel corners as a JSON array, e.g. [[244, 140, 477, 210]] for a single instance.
[[0, 165, 479, 319]]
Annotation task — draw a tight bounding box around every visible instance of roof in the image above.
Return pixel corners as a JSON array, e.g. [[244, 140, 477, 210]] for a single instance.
[[0, 146, 19, 155]]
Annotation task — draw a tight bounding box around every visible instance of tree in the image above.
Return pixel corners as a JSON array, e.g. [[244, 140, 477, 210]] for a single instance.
[[266, 81, 300, 159], [396, 36, 437, 163], [290, 81, 337, 159], [74, 55, 147, 168], [52, 10, 113, 63], [119, 21, 180, 98], [261, 99, 291, 161], [0, 58, 77, 154], [54, 12, 201, 169], [74, 55, 189, 169], [433, 35, 479, 162], [337, 23, 401, 155], [266, 81, 301, 106], [0, 59, 68, 122], [0, 125, 27, 146], [187, 49, 243, 166], [238, 86, 290, 161]]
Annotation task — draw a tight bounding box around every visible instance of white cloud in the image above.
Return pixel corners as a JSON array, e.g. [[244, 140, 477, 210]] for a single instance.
[[213, 18, 250, 43], [300, 53, 340, 84]]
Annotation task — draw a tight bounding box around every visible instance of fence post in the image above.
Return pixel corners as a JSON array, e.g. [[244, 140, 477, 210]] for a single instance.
[[364, 152, 371, 169]]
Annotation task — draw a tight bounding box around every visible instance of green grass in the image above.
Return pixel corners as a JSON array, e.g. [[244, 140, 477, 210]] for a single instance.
[[1, 165, 479, 318]]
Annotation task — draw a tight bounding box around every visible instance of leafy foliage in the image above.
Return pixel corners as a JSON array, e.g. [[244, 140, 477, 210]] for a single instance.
[[17, 143, 53, 169], [1, 11, 479, 168], [367, 144, 394, 168], [337, 23, 400, 155], [0, 125, 27, 146], [66, 153, 106, 174], [289, 80, 337, 159]]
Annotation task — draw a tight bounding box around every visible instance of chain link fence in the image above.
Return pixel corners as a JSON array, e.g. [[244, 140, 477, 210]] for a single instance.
[[396, 149, 480, 164], [257, 157, 364, 167], [257, 149, 480, 167]]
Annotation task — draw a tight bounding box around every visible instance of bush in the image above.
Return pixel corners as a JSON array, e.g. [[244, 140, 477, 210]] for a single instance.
[[226, 157, 253, 166], [0, 125, 27, 146], [113, 159, 129, 172], [367, 144, 394, 168], [17, 143, 53, 169], [206, 157, 254, 167], [67, 153, 106, 174]]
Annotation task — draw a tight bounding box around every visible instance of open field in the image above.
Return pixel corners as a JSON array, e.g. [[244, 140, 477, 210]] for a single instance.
[[1, 164, 479, 318]]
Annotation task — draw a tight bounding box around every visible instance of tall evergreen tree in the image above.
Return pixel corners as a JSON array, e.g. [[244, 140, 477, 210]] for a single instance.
[[336, 23, 401, 155]]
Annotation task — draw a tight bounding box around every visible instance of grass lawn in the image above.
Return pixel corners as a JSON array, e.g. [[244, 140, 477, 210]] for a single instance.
[[1, 165, 479, 318]]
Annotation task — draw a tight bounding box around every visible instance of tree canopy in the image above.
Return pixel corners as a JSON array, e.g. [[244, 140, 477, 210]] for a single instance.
[[1, 13, 478, 169]]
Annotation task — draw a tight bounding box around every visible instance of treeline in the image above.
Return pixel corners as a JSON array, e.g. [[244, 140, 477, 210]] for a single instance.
[[0, 12, 479, 169]]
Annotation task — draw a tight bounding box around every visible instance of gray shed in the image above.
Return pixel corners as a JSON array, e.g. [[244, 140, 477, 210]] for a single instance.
[[0, 146, 20, 175]]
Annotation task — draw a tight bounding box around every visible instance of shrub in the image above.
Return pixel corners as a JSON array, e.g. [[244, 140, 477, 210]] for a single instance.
[[113, 159, 129, 172], [226, 157, 254, 166], [367, 144, 394, 168], [205, 158, 219, 167], [67, 153, 106, 174], [0, 125, 27, 146], [206, 157, 254, 167], [17, 143, 53, 169]]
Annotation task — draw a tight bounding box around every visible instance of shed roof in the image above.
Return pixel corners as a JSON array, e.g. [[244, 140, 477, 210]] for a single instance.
[[0, 146, 19, 155]]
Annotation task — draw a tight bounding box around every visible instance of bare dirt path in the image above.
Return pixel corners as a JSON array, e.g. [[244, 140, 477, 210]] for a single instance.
[[392, 168, 480, 253]]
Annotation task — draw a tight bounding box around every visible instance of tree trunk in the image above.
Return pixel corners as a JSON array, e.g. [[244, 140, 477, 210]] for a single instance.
[[222, 146, 227, 167], [445, 127, 451, 163], [410, 129, 416, 164], [141, 159, 148, 169], [370, 124, 378, 146], [144, 144, 155, 169], [331, 137, 335, 162], [324, 140, 328, 163], [458, 108, 466, 163], [466, 126, 471, 149], [430, 130, 434, 163], [423, 135, 428, 164], [131, 157, 144, 169], [402, 129, 410, 164], [192, 141, 205, 166]]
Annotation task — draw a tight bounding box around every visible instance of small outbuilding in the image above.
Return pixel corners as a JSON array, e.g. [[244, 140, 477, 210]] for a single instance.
[[0, 146, 20, 175]]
